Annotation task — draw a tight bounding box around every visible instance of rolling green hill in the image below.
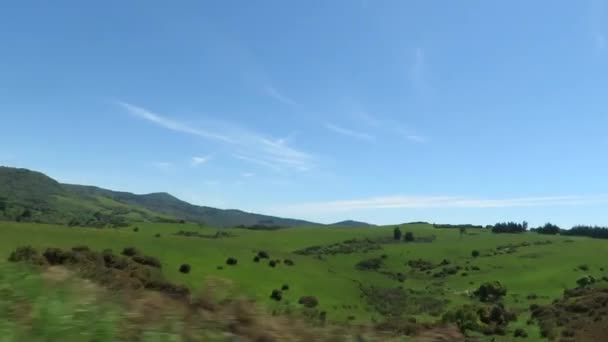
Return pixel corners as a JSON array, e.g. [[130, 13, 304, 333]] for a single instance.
[[0, 166, 319, 228]]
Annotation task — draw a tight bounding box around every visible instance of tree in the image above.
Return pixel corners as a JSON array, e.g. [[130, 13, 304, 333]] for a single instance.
[[404, 232, 414, 242], [459, 227, 466, 238], [393, 226, 402, 241], [536, 223, 560, 235], [472, 250, 480, 258]]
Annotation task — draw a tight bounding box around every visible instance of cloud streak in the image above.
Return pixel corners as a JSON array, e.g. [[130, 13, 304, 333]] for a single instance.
[[191, 155, 211, 167], [324, 123, 375, 141], [264, 85, 298, 107], [273, 194, 608, 214], [119, 102, 234, 143], [120, 101, 315, 172], [357, 111, 429, 143], [409, 47, 427, 92]]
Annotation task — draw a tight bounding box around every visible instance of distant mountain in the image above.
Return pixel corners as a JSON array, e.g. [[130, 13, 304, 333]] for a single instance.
[[0, 166, 319, 228], [329, 220, 375, 228]]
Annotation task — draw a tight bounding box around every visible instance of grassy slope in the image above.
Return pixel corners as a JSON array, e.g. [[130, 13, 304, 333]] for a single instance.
[[0, 166, 322, 227], [1, 222, 606, 340]]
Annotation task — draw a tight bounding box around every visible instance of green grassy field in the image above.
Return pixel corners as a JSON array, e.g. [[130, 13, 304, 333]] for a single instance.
[[1, 221, 607, 340]]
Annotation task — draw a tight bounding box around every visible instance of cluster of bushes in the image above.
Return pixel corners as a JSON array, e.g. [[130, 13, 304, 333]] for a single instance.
[[298, 296, 319, 308], [433, 224, 484, 229], [562, 225, 608, 239], [356, 257, 384, 271], [491, 221, 527, 234], [68, 211, 130, 228], [433, 266, 461, 278], [7, 245, 189, 298], [530, 287, 608, 340], [442, 303, 517, 336], [532, 222, 561, 235], [442, 281, 517, 336], [294, 238, 381, 256], [474, 281, 507, 302], [174, 230, 233, 239], [407, 259, 436, 272]]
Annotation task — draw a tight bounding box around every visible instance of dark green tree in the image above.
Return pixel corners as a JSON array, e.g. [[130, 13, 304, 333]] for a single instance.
[[404, 232, 414, 242], [393, 226, 402, 241]]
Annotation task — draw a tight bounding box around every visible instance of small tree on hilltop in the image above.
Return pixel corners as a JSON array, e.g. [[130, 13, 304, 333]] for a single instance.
[[393, 226, 402, 241], [404, 232, 414, 242]]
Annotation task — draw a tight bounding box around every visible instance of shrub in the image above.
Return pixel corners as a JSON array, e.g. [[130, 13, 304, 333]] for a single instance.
[[299, 296, 319, 308], [43, 248, 73, 265], [253, 256, 260, 262], [133, 227, 139, 232], [179, 264, 191, 274], [226, 257, 238, 266], [404, 232, 414, 242], [8, 246, 45, 265], [146, 280, 190, 298], [132, 255, 162, 268], [269, 260, 277, 268], [441, 305, 481, 333], [72, 245, 90, 252], [122, 247, 139, 257], [356, 257, 384, 271], [155, 233, 161, 238], [270, 289, 282, 301], [284, 259, 295, 266], [576, 275, 596, 288], [281, 284, 289, 291], [578, 264, 589, 271], [257, 251, 270, 259], [217, 266, 223, 270], [474, 281, 507, 302], [472, 250, 480, 258]]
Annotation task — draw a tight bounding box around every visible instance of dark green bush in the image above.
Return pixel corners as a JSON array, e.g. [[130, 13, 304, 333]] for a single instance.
[[270, 289, 282, 301], [8, 246, 45, 265], [132, 255, 162, 268], [122, 247, 139, 257], [298, 296, 319, 308], [474, 281, 507, 302], [179, 264, 191, 274]]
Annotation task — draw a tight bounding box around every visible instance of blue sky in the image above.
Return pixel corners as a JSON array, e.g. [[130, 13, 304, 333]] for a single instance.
[[1, 1, 608, 227]]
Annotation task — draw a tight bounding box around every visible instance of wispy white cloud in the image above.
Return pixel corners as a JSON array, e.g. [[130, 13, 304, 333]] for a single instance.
[[242, 172, 255, 177], [119, 102, 234, 143], [272, 194, 608, 214], [324, 122, 375, 141], [263, 84, 298, 107], [356, 111, 429, 143], [233, 154, 282, 171], [120, 101, 315, 172], [191, 155, 212, 167], [409, 47, 427, 92]]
